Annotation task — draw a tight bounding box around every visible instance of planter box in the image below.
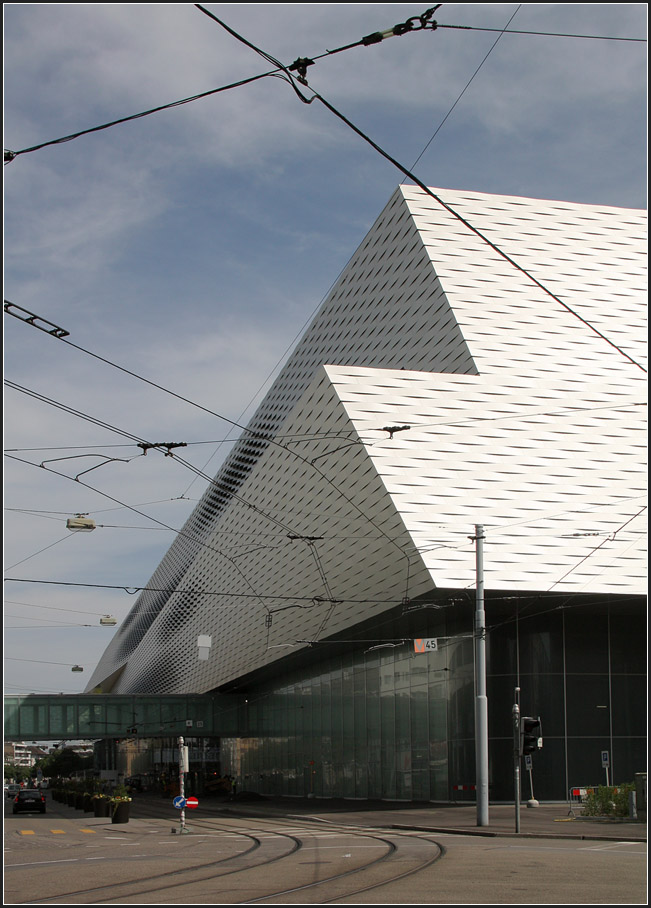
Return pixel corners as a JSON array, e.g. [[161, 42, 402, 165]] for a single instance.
[[94, 799, 110, 818], [111, 801, 130, 824]]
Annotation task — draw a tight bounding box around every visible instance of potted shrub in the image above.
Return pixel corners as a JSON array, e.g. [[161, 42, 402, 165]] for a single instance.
[[93, 793, 110, 817], [109, 785, 132, 824], [82, 788, 95, 812]]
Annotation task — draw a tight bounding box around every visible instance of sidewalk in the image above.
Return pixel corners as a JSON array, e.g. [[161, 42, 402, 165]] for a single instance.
[[208, 794, 647, 842]]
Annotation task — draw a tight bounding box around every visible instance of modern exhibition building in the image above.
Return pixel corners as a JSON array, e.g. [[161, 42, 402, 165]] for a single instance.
[[87, 185, 647, 802]]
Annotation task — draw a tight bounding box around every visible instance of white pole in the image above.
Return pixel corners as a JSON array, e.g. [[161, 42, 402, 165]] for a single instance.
[[179, 736, 186, 834], [513, 694, 521, 833], [474, 525, 489, 826]]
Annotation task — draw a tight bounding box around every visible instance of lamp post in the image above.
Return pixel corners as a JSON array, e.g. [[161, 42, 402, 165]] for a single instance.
[[513, 689, 521, 833], [474, 525, 489, 827]]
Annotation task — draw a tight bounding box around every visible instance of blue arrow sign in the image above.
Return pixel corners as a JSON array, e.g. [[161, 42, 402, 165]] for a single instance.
[[173, 795, 186, 809]]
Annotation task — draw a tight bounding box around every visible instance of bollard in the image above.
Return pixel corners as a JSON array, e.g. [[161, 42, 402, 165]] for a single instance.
[[628, 790, 637, 819], [634, 773, 646, 822]]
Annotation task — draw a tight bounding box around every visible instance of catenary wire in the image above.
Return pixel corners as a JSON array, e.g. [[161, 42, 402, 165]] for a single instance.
[[4, 452, 295, 617], [4, 5, 439, 163], [3, 387, 341, 543], [436, 23, 646, 42], [4, 533, 75, 572], [311, 92, 646, 372], [4, 5, 643, 164], [4, 306, 415, 565], [3, 69, 277, 163], [6, 12, 648, 640], [4, 599, 123, 618], [4, 398, 646, 457], [407, 4, 521, 173], [194, 12, 646, 374]]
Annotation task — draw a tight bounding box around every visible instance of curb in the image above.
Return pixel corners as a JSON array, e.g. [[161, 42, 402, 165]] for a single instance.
[[215, 807, 646, 843]]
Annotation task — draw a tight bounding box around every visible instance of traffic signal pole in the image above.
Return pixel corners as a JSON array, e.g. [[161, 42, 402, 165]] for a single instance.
[[474, 525, 489, 827], [513, 689, 521, 833]]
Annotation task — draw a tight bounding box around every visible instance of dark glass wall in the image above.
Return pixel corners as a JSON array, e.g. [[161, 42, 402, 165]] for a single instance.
[[218, 596, 645, 801]]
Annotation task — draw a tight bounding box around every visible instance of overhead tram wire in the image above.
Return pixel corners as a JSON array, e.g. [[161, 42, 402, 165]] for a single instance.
[[3, 381, 356, 543], [5, 9, 643, 612], [3, 69, 276, 164], [435, 23, 646, 42], [194, 11, 646, 375], [4, 533, 75, 572], [5, 9, 645, 367], [4, 5, 643, 164], [4, 5, 440, 164], [5, 303, 416, 567], [406, 4, 521, 173], [4, 452, 285, 619], [4, 385, 359, 618], [5, 576, 643, 611]]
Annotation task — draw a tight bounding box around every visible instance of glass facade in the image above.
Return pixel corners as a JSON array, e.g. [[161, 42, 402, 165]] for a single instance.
[[5, 596, 643, 803], [3, 693, 242, 740], [221, 596, 646, 801]]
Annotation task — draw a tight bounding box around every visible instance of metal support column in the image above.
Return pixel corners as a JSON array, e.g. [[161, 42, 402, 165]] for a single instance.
[[474, 525, 489, 826]]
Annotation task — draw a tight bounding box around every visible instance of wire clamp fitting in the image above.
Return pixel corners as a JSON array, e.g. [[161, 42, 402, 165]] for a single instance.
[[288, 57, 314, 85]]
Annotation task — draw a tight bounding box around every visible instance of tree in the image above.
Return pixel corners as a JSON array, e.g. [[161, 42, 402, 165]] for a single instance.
[[4, 763, 32, 784], [35, 747, 93, 779]]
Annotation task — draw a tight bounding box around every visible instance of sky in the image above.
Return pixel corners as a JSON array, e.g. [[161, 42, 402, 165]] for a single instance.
[[3, 3, 647, 700]]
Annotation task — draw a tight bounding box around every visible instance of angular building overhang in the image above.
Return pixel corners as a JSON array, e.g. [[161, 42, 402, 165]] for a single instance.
[[86, 185, 647, 695]]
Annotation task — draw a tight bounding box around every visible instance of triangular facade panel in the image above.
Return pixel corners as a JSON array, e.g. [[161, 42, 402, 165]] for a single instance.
[[87, 186, 646, 695]]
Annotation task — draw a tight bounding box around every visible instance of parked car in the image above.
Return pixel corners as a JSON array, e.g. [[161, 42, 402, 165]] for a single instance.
[[13, 789, 46, 814], [5, 784, 21, 800]]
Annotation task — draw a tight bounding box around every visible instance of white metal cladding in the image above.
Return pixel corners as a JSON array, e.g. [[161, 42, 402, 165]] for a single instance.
[[327, 364, 646, 592], [87, 186, 647, 694]]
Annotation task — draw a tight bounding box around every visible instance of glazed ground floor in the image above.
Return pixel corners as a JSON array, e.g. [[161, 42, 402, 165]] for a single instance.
[[99, 592, 646, 802]]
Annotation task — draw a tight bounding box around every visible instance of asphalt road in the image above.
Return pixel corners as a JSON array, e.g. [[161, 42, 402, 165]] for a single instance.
[[4, 793, 647, 904]]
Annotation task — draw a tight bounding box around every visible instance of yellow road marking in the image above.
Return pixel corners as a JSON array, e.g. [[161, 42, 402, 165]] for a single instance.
[[51, 830, 66, 834], [19, 830, 35, 835], [80, 829, 96, 834]]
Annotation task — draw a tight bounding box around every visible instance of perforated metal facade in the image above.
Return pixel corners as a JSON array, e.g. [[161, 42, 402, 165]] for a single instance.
[[87, 186, 646, 697]]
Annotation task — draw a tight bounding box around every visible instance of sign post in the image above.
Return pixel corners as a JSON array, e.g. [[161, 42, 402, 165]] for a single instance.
[[525, 753, 539, 807], [175, 736, 190, 834], [602, 750, 610, 787]]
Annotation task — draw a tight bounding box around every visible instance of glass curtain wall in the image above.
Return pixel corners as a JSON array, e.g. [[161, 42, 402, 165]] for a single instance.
[[220, 598, 645, 801]]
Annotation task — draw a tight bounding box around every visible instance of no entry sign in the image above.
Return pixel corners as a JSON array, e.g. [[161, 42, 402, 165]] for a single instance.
[[186, 796, 199, 809]]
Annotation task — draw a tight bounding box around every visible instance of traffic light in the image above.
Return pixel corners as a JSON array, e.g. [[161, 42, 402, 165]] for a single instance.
[[521, 716, 543, 755]]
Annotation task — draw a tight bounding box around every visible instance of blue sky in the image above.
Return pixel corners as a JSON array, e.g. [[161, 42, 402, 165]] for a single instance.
[[3, 3, 647, 698]]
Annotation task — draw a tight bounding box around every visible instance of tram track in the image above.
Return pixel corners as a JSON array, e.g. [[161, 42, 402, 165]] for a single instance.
[[238, 819, 445, 905], [19, 818, 299, 904], [8, 804, 444, 904]]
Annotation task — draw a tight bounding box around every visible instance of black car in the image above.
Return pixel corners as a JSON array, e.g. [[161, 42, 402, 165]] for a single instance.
[[13, 789, 46, 814]]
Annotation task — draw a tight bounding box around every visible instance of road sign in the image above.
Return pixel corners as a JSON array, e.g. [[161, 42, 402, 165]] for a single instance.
[[414, 638, 438, 653], [173, 795, 186, 809], [601, 750, 610, 768], [186, 796, 199, 809]]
